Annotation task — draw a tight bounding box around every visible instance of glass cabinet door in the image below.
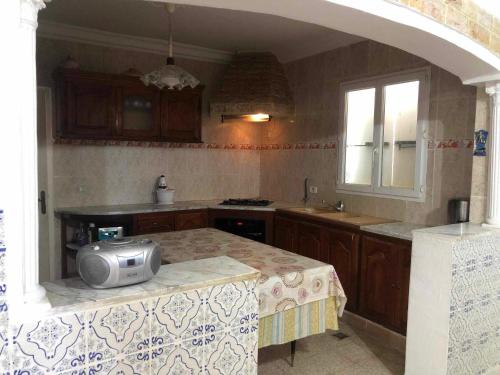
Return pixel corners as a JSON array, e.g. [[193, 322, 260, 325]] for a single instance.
[[118, 83, 160, 138]]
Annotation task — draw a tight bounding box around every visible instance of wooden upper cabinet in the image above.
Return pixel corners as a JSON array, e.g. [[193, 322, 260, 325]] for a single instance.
[[56, 71, 116, 138], [54, 69, 203, 143], [274, 215, 298, 253], [161, 87, 203, 142], [324, 228, 359, 312]]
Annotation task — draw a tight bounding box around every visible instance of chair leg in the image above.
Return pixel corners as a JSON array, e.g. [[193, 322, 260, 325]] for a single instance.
[[290, 340, 296, 367]]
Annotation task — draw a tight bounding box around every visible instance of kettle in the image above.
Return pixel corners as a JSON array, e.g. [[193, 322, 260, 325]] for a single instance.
[[449, 198, 470, 223]]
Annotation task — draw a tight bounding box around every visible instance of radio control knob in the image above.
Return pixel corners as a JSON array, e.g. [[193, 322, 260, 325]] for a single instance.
[[93, 245, 100, 251]]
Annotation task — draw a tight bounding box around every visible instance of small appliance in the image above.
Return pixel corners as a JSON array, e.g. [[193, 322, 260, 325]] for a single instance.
[[449, 198, 470, 223], [156, 175, 175, 204], [76, 237, 161, 289]]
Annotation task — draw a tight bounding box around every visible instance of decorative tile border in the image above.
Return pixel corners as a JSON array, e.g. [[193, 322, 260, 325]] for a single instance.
[[428, 139, 474, 149], [55, 138, 474, 151]]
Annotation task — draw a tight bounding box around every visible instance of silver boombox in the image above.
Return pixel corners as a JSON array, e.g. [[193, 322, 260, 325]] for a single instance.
[[76, 238, 161, 289]]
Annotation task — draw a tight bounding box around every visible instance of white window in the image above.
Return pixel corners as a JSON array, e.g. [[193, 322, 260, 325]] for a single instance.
[[337, 68, 430, 201]]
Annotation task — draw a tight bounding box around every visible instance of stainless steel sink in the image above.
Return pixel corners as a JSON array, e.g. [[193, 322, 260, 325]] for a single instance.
[[286, 207, 335, 214]]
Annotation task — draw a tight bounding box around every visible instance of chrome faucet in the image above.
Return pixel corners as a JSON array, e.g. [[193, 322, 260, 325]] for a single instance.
[[302, 177, 309, 204], [322, 199, 345, 212], [335, 200, 345, 212]]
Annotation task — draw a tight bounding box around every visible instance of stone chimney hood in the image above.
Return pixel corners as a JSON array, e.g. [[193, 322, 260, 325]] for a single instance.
[[210, 52, 294, 120]]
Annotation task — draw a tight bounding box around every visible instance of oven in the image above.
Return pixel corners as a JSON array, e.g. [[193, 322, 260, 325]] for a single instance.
[[214, 217, 266, 243], [208, 208, 274, 245]]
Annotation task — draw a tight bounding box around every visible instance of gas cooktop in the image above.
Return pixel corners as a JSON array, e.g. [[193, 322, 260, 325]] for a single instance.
[[220, 199, 273, 207]]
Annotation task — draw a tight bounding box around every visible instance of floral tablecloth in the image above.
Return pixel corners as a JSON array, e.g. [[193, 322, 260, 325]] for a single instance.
[[137, 228, 347, 319]]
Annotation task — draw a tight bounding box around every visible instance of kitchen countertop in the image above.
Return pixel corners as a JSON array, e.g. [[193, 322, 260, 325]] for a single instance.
[[413, 222, 500, 239], [360, 222, 427, 241], [277, 207, 393, 229], [42, 256, 259, 316], [55, 199, 299, 216]]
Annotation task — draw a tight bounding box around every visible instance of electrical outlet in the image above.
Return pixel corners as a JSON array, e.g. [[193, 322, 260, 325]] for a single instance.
[[309, 186, 318, 194]]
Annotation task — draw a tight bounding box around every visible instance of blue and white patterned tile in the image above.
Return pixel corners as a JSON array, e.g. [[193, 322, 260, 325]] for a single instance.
[[206, 282, 249, 333], [151, 342, 203, 375], [10, 313, 86, 373], [151, 288, 207, 346], [204, 329, 248, 374], [0, 299, 8, 331], [94, 351, 151, 375], [0, 253, 6, 298], [0, 328, 10, 375], [87, 301, 150, 363]]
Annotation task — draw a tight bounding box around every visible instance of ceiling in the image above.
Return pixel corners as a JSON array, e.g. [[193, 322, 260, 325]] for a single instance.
[[39, 0, 364, 62]]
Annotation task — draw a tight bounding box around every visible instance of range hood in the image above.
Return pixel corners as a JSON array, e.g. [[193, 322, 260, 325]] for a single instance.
[[210, 52, 294, 122]]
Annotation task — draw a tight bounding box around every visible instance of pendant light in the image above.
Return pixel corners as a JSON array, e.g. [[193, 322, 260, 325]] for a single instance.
[[141, 3, 200, 90]]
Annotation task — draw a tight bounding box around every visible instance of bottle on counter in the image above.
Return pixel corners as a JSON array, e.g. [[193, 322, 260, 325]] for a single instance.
[[88, 222, 96, 243]]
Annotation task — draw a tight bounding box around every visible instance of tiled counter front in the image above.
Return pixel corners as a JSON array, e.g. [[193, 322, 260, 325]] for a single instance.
[[0, 207, 259, 375], [405, 224, 500, 375], [2, 280, 258, 374]]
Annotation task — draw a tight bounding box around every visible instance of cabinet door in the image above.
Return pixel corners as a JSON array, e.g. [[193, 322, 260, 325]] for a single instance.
[[274, 215, 298, 252], [398, 244, 412, 334], [65, 78, 116, 138], [161, 87, 203, 142], [324, 228, 359, 311], [133, 212, 175, 235], [117, 82, 161, 139], [297, 222, 322, 260], [359, 235, 399, 329], [175, 211, 208, 231]]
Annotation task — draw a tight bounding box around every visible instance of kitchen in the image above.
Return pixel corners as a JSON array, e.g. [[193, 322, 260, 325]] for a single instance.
[[0, 0, 499, 374]]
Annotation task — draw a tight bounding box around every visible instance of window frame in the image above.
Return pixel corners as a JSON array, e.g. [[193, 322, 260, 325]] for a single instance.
[[337, 67, 430, 201]]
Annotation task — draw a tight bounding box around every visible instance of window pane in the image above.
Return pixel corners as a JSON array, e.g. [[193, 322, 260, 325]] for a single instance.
[[344, 88, 375, 185], [381, 81, 419, 189]]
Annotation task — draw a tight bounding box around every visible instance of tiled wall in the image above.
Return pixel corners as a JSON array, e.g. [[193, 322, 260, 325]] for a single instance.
[[51, 146, 260, 207], [260, 41, 477, 226], [387, 0, 500, 56], [469, 89, 490, 223], [0, 208, 259, 374], [447, 232, 500, 374]]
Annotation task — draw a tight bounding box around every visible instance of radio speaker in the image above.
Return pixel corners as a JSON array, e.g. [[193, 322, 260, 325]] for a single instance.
[[79, 254, 110, 285]]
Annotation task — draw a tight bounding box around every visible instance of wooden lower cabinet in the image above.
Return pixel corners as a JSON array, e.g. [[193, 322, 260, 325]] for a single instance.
[[359, 234, 411, 334], [274, 215, 298, 252], [273, 212, 411, 334], [323, 228, 359, 311], [175, 210, 208, 231], [133, 212, 175, 234], [133, 210, 208, 235]]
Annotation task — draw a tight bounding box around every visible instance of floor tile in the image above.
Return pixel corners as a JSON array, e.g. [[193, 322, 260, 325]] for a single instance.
[[258, 322, 405, 375]]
